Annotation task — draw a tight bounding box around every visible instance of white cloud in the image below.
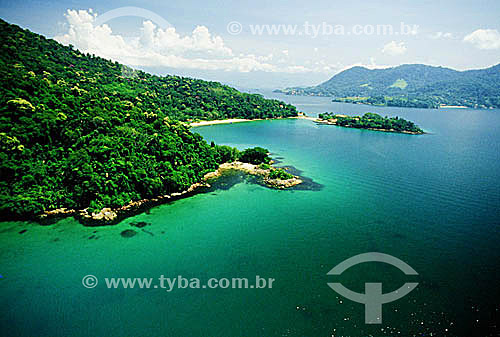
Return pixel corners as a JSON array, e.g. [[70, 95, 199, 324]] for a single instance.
[[138, 22, 233, 58], [338, 58, 391, 73], [429, 31, 453, 39], [54, 9, 324, 74], [381, 41, 407, 56], [463, 29, 500, 50]]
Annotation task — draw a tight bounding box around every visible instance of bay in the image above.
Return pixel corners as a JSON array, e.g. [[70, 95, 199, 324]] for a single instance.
[[0, 92, 499, 336]]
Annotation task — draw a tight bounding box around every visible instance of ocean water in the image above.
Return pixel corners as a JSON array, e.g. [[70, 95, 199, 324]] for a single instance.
[[0, 94, 499, 336]]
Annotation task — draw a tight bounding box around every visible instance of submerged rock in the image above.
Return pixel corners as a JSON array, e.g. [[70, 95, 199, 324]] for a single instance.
[[264, 177, 303, 189], [141, 229, 155, 236], [120, 229, 137, 238], [130, 221, 150, 228]]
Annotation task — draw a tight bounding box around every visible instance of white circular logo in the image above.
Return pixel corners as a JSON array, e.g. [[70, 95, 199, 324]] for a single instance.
[[82, 275, 98, 288], [227, 21, 243, 35]]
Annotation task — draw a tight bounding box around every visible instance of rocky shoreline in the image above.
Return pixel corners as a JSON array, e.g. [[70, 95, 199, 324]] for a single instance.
[[204, 161, 303, 189], [37, 161, 302, 226], [38, 181, 210, 226]]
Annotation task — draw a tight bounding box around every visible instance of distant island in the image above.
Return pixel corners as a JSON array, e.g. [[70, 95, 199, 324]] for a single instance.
[[0, 19, 299, 224], [316, 113, 424, 134], [330, 96, 438, 109], [276, 63, 500, 109]]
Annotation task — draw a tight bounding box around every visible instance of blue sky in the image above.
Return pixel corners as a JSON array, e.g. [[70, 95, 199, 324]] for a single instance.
[[1, 0, 499, 88]]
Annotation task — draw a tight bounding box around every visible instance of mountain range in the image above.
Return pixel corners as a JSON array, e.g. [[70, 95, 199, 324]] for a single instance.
[[278, 64, 500, 109]]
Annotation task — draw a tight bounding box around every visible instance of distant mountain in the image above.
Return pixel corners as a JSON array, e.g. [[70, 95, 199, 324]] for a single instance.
[[278, 64, 500, 109]]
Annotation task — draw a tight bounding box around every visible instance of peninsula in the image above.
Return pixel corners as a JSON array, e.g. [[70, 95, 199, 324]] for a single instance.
[[39, 146, 302, 225], [0, 19, 299, 224]]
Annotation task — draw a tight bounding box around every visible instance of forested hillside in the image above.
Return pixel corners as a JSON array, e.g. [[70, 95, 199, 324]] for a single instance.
[[279, 64, 500, 109], [0, 19, 297, 218]]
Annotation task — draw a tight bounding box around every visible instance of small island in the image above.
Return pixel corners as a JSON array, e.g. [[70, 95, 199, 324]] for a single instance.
[[316, 112, 424, 134]]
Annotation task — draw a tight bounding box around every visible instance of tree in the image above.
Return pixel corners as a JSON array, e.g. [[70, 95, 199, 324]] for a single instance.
[[238, 147, 271, 165]]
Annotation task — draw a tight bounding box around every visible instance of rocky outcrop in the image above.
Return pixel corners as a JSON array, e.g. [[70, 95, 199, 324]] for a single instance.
[[203, 161, 303, 189], [79, 208, 117, 222], [264, 177, 302, 189]]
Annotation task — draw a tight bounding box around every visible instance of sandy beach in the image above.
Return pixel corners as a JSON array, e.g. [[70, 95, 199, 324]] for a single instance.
[[291, 115, 319, 122], [439, 105, 468, 109], [187, 115, 323, 127], [189, 115, 324, 127], [189, 118, 263, 127]]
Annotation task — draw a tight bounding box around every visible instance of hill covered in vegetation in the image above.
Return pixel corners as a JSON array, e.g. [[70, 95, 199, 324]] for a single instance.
[[278, 64, 500, 109], [0, 19, 298, 219]]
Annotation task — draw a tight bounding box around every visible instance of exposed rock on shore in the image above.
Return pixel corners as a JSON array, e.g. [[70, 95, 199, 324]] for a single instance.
[[203, 161, 303, 189], [38, 181, 211, 225]]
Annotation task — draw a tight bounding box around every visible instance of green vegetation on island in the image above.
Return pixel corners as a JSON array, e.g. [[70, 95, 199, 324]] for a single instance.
[[0, 19, 298, 220], [317, 113, 424, 134], [278, 64, 500, 109], [268, 168, 294, 180]]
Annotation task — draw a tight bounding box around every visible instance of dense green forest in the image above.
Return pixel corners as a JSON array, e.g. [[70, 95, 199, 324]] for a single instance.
[[318, 112, 424, 134], [0, 19, 297, 218], [279, 64, 500, 109]]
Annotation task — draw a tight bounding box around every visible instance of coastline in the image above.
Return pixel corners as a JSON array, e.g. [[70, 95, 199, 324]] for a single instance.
[[187, 115, 424, 134], [14, 114, 420, 226], [36, 161, 302, 226], [439, 105, 468, 109], [291, 115, 318, 122], [189, 118, 264, 127], [38, 181, 210, 226], [188, 116, 307, 127], [188, 115, 318, 127]]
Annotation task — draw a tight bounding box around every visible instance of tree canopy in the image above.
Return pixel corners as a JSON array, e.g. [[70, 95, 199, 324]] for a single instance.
[[238, 147, 271, 165], [318, 112, 424, 134]]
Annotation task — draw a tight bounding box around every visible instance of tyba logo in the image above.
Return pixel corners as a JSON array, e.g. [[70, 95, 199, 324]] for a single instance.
[[327, 252, 418, 324]]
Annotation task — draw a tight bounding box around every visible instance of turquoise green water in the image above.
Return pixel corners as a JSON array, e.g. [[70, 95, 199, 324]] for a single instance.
[[1, 96, 499, 336]]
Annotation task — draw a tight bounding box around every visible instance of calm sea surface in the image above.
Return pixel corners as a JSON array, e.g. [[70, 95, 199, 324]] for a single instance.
[[1, 92, 499, 336]]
